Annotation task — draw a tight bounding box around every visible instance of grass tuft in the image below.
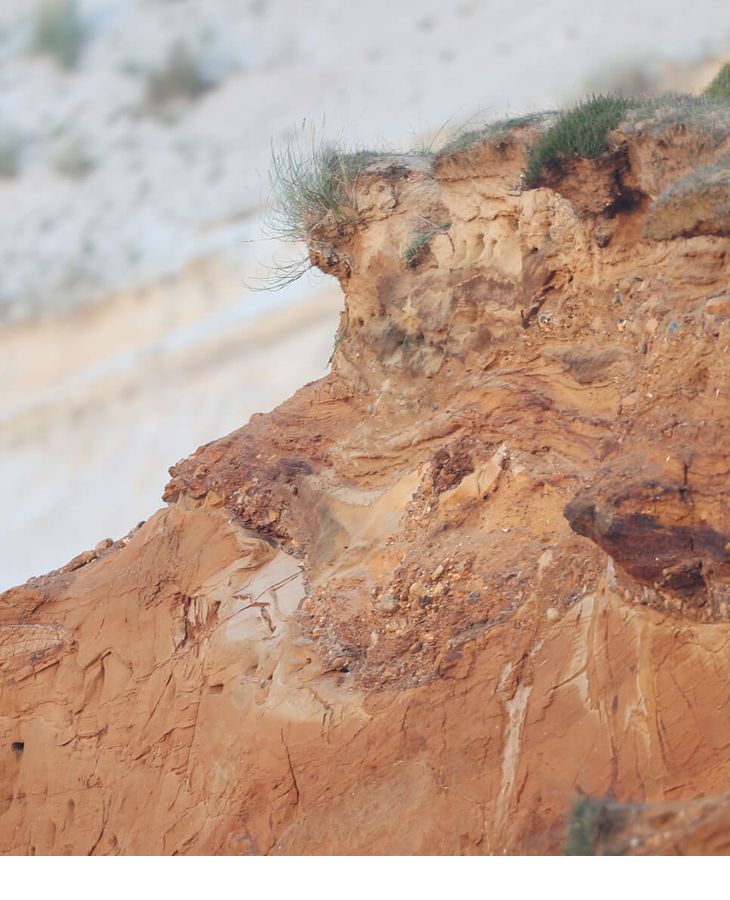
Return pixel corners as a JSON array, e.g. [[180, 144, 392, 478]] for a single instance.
[[437, 113, 549, 158], [703, 62, 730, 100], [523, 94, 634, 187], [265, 136, 371, 242], [255, 127, 393, 289], [402, 222, 450, 267], [34, 0, 85, 70], [622, 93, 730, 142], [658, 154, 730, 200]]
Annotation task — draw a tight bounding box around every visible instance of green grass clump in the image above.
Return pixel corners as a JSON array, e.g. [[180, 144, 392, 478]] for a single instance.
[[257, 129, 393, 289], [34, 0, 85, 70], [265, 137, 360, 243], [703, 62, 730, 100], [523, 94, 634, 187], [563, 796, 601, 855], [402, 222, 450, 267], [402, 232, 433, 266]]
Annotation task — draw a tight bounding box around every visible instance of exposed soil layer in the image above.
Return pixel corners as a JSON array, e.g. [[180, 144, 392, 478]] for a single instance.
[[4, 120, 730, 854]]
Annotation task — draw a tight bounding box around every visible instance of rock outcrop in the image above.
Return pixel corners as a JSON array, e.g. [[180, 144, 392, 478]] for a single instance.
[[4, 107, 730, 854]]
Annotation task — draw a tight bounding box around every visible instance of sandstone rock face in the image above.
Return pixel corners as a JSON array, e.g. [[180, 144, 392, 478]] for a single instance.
[[4, 120, 730, 855]]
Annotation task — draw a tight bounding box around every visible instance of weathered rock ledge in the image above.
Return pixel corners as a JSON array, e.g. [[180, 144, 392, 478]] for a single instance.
[[3, 116, 730, 854]]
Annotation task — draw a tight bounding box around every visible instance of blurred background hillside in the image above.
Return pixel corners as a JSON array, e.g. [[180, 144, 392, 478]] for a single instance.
[[2, 0, 730, 590]]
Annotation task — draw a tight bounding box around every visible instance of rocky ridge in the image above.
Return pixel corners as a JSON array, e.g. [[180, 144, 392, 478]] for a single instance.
[[3, 103, 730, 854]]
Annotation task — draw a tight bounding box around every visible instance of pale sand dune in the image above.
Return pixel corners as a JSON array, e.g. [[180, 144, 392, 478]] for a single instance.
[[1, 286, 342, 590]]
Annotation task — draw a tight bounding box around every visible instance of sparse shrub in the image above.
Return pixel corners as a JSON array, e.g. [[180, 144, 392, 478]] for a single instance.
[[703, 62, 730, 100], [623, 93, 730, 142], [145, 41, 212, 109], [659, 154, 730, 199], [437, 113, 548, 158], [53, 135, 95, 179], [0, 128, 22, 178], [402, 222, 450, 267], [34, 0, 85, 70], [523, 94, 634, 187]]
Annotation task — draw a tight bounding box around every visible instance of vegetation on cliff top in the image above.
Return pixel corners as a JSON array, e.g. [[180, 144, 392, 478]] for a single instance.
[[657, 154, 730, 201], [523, 94, 634, 186], [435, 112, 549, 158], [703, 62, 730, 99], [260, 68, 730, 290], [258, 129, 396, 289], [622, 92, 730, 143], [265, 136, 364, 243]]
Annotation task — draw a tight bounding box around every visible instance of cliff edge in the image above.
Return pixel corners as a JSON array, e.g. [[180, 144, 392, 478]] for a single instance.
[[4, 96, 730, 854]]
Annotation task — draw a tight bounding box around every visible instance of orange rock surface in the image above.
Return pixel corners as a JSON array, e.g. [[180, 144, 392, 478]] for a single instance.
[[3, 117, 730, 855]]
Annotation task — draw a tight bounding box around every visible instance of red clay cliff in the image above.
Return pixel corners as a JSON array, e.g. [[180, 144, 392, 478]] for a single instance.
[[3, 105, 730, 854]]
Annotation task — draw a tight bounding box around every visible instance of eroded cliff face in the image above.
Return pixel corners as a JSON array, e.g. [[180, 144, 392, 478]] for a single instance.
[[3, 117, 730, 855]]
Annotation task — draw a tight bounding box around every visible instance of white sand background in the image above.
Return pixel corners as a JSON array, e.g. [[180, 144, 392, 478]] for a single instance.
[[1, 0, 729, 590]]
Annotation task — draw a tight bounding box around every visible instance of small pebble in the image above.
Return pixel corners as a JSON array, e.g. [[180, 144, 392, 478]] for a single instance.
[[706, 296, 730, 316], [409, 641, 423, 654], [620, 392, 640, 412], [379, 594, 400, 615], [408, 582, 425, 602], [546, 607, 561, 623]]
